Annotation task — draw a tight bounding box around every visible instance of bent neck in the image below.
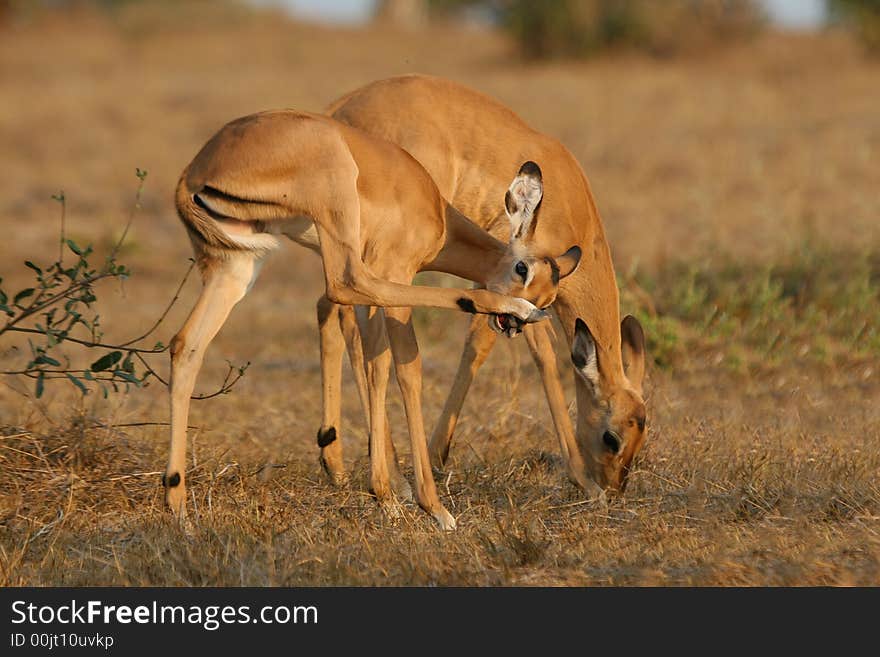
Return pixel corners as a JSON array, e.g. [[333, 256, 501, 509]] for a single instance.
[[423, 203, 508, 284], [553, 173, 626, 390]]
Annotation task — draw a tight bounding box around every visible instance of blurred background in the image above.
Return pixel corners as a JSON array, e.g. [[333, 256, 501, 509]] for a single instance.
[[1, 0, 877, 366], [0, 0, 878, 586]]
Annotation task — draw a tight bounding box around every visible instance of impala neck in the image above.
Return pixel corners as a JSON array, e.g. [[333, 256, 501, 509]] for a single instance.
[[424, 203, 508, 284]]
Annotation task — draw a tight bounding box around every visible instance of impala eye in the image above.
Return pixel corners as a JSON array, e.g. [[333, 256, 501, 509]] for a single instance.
[[515, 261, 528, 281], [603, 430, 621, 454]]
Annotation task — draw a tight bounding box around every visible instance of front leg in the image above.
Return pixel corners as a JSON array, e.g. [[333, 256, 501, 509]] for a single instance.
[[523, 320, 597, 493], [318, 238, 546, 322], [428, 313, 498, 468]]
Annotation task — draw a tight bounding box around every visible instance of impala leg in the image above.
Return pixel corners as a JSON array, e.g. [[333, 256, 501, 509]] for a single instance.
[[166, 254, 259, 518], [428, 313, 498, 468], [341, 304, 411, 501], [316, 295, 347, 485], [522, 320, 593, 491], [354, 306, 399, 517], [385, 306, 456, 530], [339, 303, 370, 430]]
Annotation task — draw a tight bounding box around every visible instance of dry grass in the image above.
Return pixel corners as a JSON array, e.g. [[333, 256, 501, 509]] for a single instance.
[[1, 4, 878, 586]]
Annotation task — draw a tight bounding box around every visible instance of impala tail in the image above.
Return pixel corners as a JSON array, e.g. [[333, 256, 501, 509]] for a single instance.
[[175, 173, 282, 255]]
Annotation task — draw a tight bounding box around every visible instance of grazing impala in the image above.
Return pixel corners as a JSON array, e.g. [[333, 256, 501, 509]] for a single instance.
[[164, 109, 578, 529], [327, 75, 648, 495]]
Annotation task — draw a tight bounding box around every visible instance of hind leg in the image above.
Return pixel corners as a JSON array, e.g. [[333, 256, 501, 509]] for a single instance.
[[165, 253, 260, 518], [385, 306, 456, 530], [316, 295, 348, 484]]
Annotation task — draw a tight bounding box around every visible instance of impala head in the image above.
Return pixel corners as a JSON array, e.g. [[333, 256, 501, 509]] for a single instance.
[[487, 161, 581, 336], [571, 315, 648, 492]]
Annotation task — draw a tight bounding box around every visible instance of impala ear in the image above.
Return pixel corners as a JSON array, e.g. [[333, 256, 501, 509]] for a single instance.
[[504, 161, 543, 243], [620, 315, 646, 394], [571, 318, 600, 394], [555, 245, 581, 279]]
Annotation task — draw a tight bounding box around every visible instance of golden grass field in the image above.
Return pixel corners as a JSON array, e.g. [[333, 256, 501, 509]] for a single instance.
[[1, 3, 878, 585]]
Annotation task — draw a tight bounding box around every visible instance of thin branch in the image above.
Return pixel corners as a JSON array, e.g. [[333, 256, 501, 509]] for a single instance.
[[4, 175, 144, 336], [134, 352, 166, 385], [108, 170, 146, 262], [192, 365, 248, 400], [90, 421, 201, 430], [1, 271, 115, 335], [119, 260, 195, 348], [132, 352, 248, 400], [0, 370, 138, 383], [107, 471, 163, 482], [56, 191, 66, 266], [3, 327, 166, 354]]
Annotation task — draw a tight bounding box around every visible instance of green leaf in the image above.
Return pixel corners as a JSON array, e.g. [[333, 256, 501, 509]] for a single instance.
[[13, 288, 35, 305], [114, 371, 141, 386], [66, 373, 87, 395], [33, 354, 61, 367], [66, 240, 83, 256], [35, 372, 44, 399], [90, 351, 122, 372], [0, 289, 6, 305], [24, 261, 42, 275]]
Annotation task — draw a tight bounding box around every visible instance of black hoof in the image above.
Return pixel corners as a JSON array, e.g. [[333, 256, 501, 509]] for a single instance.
[[317, 426, 337, 447]]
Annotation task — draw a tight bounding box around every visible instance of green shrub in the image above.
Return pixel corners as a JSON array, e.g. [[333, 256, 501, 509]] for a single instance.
[[830, 0, 880, 52], [1, 171, 248, 402], [431, 0, 765, 59], [619, 244, 880, 371]]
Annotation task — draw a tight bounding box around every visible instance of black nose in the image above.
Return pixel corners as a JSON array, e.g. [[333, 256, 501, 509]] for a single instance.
[[603, 431, 621, 454]]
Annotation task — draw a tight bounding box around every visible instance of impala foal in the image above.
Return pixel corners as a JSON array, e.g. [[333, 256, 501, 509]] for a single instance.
[[164, 110, 573, 529], [315, 162, 583, 493]]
